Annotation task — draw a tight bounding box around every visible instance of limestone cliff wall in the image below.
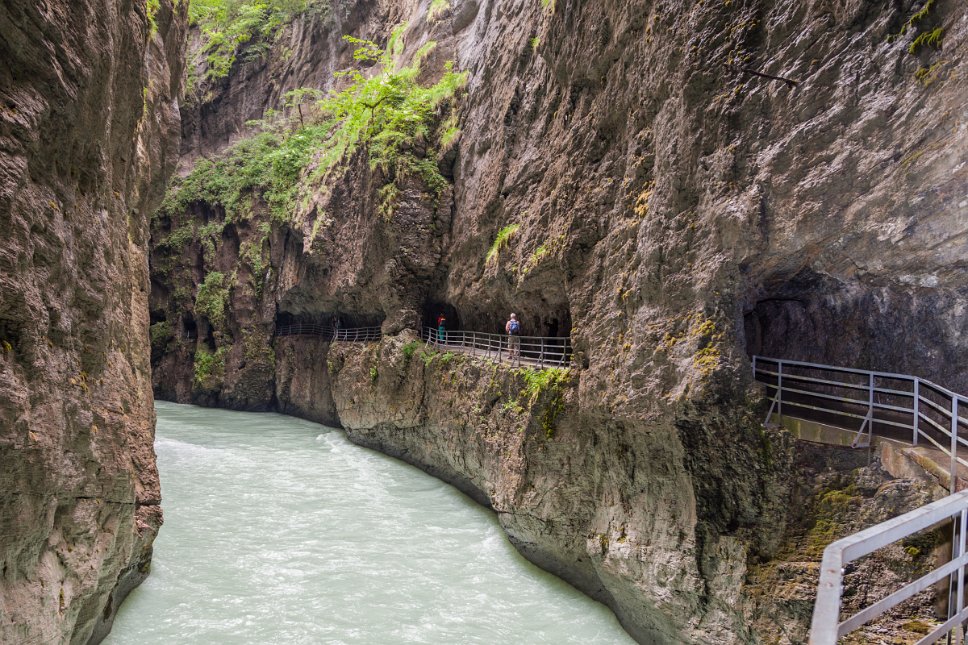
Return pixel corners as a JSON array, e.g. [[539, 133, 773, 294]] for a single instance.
[[0, 1, 186, 642], [154, 0, 967, 403], [147, 0, 965, 642]]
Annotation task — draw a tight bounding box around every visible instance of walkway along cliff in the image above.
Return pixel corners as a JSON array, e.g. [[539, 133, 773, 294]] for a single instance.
[[0, 1, 187, 643], [145, 0, 967, 642]]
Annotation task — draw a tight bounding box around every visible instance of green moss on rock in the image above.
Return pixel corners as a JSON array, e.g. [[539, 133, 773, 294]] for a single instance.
[[194, 271, 231, 330]]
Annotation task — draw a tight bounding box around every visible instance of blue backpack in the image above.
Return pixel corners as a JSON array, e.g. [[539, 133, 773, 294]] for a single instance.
[[508, 320, 520, 335]]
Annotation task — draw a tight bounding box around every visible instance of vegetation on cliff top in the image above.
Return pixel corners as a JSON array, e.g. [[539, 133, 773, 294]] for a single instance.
[[189, 0, 329, 84], [160, 23, 467, 224]]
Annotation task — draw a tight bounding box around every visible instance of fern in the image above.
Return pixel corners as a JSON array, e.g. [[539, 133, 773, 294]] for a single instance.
[[486, 224, 520, 265]]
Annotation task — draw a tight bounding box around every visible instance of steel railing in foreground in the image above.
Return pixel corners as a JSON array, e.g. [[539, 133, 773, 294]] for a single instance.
[[810, 490, 968, 644], [752, 356, 968, 493], [276, 324, 382, 342], [423, 327, 571, 368]]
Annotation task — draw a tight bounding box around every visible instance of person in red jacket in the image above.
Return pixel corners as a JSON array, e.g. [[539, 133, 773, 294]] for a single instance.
[[436, 313, 446, 344]]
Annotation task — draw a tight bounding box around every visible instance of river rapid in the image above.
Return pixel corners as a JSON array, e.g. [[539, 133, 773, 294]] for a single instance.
[[105, 402, 634, 644]]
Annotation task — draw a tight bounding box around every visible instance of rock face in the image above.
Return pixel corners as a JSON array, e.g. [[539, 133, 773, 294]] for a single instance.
[[0, 1, 186, 642], [148, 0, 965, 642], [324, 336, 792, 642], [327, 336, 943, 643]]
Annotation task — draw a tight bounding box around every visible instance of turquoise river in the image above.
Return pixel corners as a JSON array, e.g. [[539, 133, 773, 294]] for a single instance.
[[105, 401, 635, 644]]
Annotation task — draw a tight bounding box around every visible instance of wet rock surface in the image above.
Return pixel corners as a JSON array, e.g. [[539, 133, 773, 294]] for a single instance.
[[0, 1, 186, 642]]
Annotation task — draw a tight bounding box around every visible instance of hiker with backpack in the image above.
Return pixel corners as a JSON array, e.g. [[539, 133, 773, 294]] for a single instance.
[[505, 313, 521, 360]]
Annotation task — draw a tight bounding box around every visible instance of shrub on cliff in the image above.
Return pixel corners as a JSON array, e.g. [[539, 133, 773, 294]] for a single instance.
[[160, 23, 467, 223], [193, 346, 227, 391], [300, 25, 468, 198], [194, 271, 231, 330], [486, 224, 520, 265], [517, 367, 571, 438], [189, 0, 329, 83], [149, 321, 174, 352]]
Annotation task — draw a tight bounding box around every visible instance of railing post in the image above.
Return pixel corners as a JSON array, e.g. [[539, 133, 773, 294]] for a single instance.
[[959, 507, 967, 633], [868, 372, 875, 443], [913, 379, 920, 446], [752, 355, 757, 378], [953, 397, 960, 495], [540, 337, 545, 368], [777, 361, 783, 420]]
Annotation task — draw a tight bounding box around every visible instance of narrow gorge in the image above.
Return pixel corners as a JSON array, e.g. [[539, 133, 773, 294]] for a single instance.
[[1, 0, 966, 643]]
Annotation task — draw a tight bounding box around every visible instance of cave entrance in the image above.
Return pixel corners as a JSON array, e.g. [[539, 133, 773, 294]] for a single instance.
[[742, 269, 942, 446], [422, 301, 461, 332], [182, 316, 198, 341], [742, 269, 843, 363], [422, 300, 572, 339]]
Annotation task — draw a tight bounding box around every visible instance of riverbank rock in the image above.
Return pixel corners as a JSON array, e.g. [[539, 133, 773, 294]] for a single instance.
[[318, 336, 941, 642], [0, 1, 187, 642]]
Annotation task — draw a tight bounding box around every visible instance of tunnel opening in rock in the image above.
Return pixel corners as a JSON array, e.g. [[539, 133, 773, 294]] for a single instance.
[[743, 268, 968, 441], [341, 312, 386, 329], [201, 330, 217, 352], [182, 316, 197, 340], [482, 305, 571, 338], [743, 268, 960, 383], [743, 269, 847, 365], [428, 298, 572, 339], [421, 301, 461, 331]]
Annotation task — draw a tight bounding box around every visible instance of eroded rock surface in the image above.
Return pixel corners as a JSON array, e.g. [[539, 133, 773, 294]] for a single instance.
[[0, 1, 186, 642], [147, 0, 965, 642]]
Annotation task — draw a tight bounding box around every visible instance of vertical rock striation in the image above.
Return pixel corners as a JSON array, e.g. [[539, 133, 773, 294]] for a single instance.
[[0, 1, 186, 642]]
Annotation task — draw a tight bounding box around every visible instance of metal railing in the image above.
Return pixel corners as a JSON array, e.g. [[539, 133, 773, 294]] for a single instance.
[[810, 490, 968, 644], [275, 322, 332, 337], [332, 326, 382, 342], [752, 356, 968, 493], [276, 323, 382, 342], [423, 327, 571, 368]]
